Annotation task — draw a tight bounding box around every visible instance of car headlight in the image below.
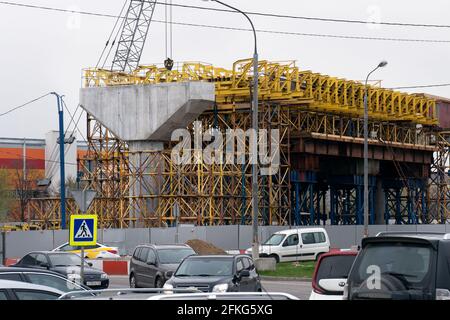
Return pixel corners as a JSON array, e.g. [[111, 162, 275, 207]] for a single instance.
[[100, 273, 108, 279], [163, 282, 173, 294], [212, 283, 229, 293]]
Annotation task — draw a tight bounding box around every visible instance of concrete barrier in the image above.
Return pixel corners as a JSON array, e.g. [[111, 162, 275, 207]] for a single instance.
[[254, 257, 276, 271]]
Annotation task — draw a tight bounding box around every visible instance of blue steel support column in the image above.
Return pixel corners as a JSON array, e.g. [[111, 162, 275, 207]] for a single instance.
[[384, 190, 390, 224], [309, 184, 315, 225], [370, 177, 376, 225], [356, 183, 363, 225], [330, 187, 336, 225], [395, 189, 402, 224], [51, 93, 66, 229]]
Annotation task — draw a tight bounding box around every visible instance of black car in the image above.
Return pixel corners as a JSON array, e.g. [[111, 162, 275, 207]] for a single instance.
[[0, 267, 89, 292], [12, 251, 109, 289], [163, 254, 261, 293], [129, 244, 196, 288], [345, 232, 450, 300]]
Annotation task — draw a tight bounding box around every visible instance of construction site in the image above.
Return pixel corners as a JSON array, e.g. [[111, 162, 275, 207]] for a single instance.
[[4, 0, 450, 230]]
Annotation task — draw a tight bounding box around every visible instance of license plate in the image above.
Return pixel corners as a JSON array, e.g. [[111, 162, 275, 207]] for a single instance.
[[86, 281, 101, 286]]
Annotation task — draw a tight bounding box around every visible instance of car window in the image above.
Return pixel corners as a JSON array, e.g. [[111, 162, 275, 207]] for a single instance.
[[301, 233, 316, 245], [139, 247, 149, 262], [26, 273, 85, 293], [242, 258, 250, 270], [284, 234, 299, 246], [236, 259, 244, 273], [263, 234, 286, 246], [245, 258, 254, 270], [0, 290, 7, 300], [176, 258, 234, 277], [13, 289, 60, 300], [156, 248, 196, 264], [133, 247, 142, 260], [316, 255, 356, 281], [349, 243, 434, 299], [147, 249, 156, 263], [20, 254, 37, 266], [0, 273, 23, 281], [314, 232, 326, 243], [35, 254, 48, 266], [60, 244, 78, 251]]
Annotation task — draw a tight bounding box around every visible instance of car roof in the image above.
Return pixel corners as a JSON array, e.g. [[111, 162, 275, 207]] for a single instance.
[[0, 267, 66, 276], [184, 254, 235, 259], [148, 292, 299, 300], [0, 279, 64, 294], [26, 251, 76, 255], [137, 244, 193, 250], [319, 250, 358, 259], [275, 227, 327, 235], [376, 231, 450, 240]]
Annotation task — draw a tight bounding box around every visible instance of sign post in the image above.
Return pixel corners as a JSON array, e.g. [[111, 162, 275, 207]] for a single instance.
[[69, 214, 98, 286]]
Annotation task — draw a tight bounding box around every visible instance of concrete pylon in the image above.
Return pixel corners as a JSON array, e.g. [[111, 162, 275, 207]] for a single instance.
[[80, 82, 215, 226]]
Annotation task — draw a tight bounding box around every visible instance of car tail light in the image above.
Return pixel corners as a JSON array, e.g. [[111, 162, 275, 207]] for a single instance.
[[107, 249, 118, 255], [436, 289, 450, 300]]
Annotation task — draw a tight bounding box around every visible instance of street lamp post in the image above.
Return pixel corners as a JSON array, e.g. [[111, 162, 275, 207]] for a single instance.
[[50, 92, 67, 229], [203, 0, 260, 260], [363, 61, 387, 238]]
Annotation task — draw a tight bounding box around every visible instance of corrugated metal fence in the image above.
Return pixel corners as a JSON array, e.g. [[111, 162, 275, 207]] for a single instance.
[[3, 224, 450, 259]]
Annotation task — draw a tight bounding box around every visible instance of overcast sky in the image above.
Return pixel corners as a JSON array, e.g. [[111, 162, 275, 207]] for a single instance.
[[0, 0, 449, 139]]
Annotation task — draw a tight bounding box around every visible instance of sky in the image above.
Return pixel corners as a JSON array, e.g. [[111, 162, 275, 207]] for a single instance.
[[0, 0, 449, 139]]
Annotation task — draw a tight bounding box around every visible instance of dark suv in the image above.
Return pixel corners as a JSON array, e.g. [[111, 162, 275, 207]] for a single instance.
[[163, 255, 261, 293], [345, 232, 450, 300], [129, 244, 196, 288]]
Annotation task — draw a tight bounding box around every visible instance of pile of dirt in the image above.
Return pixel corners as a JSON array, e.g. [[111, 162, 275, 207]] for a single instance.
[[186, 239, 227, 255]]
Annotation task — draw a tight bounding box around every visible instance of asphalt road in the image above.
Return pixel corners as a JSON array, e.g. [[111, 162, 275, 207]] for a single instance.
[[109, 276, 312, 300]]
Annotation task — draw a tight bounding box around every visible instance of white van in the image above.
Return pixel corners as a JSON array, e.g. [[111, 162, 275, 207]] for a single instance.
[[246, 228, 330, 263]]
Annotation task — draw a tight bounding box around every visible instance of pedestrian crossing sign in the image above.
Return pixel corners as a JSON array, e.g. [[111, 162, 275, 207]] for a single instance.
[[69, 214, 97, 246]]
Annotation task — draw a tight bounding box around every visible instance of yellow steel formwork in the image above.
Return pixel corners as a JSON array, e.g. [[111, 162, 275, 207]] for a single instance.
[[83, 59, 437, 125]]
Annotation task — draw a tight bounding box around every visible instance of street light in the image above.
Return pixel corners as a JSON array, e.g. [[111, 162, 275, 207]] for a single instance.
[[363, 61, 387, 238], [202, 0, 260, 260]]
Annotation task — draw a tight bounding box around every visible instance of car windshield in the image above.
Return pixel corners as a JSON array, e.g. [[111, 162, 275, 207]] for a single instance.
[[349, 243, 435, 299], [175, 258, 233, 277], [263, 234, 286, 246], [316, 255, 356, 280], [157, 248, 195, 264], [48, 254, 89, 267]]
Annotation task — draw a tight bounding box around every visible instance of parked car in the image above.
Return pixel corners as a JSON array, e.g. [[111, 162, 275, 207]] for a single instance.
[[246, 227, 330, 263], [0, 279, 64, 300], [129, 244, 196, 288], [309, 249, 358, 300], [163, 255, 261, 293], [345, 232, 450, 300], [52, 242, 120, 259], [0, 267, 89, 293], [12, 251, 109, 289]]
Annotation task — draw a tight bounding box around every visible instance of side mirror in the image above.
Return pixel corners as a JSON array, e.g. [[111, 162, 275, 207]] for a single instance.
[[282, 241, 288, 247], [147, 260, 157, 266], [318, 278, 347, 293], [88, 262, 93, 267], [165, 271, 174, 278], [40, 263, 50, 269], [239, 270, 250, 278]]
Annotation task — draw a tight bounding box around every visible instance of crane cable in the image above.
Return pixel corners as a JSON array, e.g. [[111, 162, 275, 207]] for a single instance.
[[96, 0, 128, 69], [164, 0, 174, 70]]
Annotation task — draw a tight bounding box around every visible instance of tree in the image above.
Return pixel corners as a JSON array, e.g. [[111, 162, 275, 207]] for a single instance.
[[0, 168, 12, 221], [14, 167, 34, 222]]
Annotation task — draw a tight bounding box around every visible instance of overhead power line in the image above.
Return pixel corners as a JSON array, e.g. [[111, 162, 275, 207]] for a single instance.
[[0, 1, 450, 44], [0, 93, 50, 117], [389, 83, 450, 90], [154, 1, 450, 29]]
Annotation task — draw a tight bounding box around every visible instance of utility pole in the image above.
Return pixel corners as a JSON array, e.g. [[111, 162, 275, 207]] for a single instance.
[[51, 92, 67, 229]]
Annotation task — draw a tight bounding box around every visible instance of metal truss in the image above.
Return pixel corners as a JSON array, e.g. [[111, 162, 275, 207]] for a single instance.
[[111, 0, 156, 72]]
